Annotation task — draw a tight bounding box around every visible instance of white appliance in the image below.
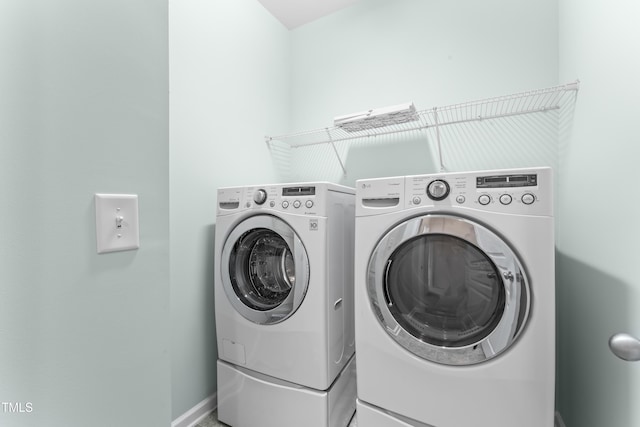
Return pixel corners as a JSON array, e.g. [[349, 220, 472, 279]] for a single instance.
[[215, 182, 356, 427], [354, 167, 555, 427]]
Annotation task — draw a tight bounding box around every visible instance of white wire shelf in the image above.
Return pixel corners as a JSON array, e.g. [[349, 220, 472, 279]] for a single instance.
[[265, 80, 580, 175]]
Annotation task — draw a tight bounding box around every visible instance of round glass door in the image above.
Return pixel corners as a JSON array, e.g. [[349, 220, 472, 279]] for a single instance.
[[368, 214, 529, 365], [221, 215, 309, 325], [229, 228, 295, 310]]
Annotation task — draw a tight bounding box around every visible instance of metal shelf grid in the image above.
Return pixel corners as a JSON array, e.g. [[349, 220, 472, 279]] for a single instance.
[[265, 80, 580, 175]]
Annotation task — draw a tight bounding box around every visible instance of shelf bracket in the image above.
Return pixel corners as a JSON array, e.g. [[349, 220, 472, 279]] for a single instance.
[[325, 128, 347, 176], [433, 107, 446, 172]]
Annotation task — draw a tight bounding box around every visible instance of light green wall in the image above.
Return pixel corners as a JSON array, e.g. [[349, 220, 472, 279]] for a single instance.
[[27, 0, 630, 424], [558, 1, 640, 426], [288, 0, 559, 185], [0, 1, 170, 427], [169, 0, 289, 418]]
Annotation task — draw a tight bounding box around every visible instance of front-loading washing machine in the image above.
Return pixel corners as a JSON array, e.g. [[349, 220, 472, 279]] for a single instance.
[[215, 182, 356, 427], [354, 167, 555, 427]]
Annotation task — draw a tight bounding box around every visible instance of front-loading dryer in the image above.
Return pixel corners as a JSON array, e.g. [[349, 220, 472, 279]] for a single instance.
[[354, 167, 555, 427], [215, 182, 356, 427]]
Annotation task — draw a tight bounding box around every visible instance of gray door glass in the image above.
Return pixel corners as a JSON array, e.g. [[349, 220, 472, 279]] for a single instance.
[[229, 228, 295, 311], [385, 233, 505, 347]]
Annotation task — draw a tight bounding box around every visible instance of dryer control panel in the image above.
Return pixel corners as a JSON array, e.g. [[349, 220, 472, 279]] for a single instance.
[[357, 167, 552, 217], [406, 168, 552, 216]]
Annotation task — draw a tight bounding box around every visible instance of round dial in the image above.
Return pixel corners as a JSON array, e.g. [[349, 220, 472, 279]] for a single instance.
[[478, 194, 491, 205], [521, 193, 535, 205], [499, 194, 512, 205], [426, 180, 450, 201], [253, 189, 267, 205]]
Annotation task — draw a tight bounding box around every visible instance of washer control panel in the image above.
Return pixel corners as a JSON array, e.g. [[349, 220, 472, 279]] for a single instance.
[[217, 183, 354, 216]]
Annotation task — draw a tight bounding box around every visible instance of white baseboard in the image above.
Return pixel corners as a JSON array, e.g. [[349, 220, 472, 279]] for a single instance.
[[555, 411, 567, 427], [171, 394, 217, 427]]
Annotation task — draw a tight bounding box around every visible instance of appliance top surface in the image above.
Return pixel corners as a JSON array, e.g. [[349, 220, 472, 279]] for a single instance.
[[356, 167, 553, 217]]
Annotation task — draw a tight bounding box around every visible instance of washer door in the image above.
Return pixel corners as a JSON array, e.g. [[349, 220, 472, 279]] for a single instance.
[[367, 214, 530, 365], [221, 215, 310, 325]]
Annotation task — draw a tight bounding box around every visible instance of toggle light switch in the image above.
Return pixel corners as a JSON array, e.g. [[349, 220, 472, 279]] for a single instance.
[[94, 194, 140, 254]]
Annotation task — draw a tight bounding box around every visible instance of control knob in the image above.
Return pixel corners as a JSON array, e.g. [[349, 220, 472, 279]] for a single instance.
[[499, 194, 512, 205], [427, 179, 450, 201], [478, 194, 491, 205], [253, 189, 267, 205], [521, 193, 535, 205]]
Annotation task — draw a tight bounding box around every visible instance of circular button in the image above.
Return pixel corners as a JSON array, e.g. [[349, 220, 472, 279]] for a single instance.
[[427, 180, 450, 201], [269, 200, 276, 207], [456, 195, 465, 204], [293, 200, 301, 209], [305, 200, 314, 208], [282, 201, 289, 209], [522, 193, 535, 205], [499, 194, 512, 205], [412, 196, 422, 205], [478, 194, 491, 205], [253, 189, 267, 205]]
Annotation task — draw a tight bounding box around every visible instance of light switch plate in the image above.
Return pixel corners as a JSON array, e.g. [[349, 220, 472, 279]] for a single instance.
[[95, 194, 140, 254]]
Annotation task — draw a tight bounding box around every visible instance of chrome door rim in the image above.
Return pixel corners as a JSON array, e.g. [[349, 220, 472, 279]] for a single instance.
[[367, 214, 530, 365], [221, 215, 310, 325]]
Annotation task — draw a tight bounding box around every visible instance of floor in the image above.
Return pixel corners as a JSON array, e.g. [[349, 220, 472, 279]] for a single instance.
[[196, 409, 561, 427], [195, 411, 227, 427]]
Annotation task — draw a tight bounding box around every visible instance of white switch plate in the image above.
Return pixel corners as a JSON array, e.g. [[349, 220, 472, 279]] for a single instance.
[[95, 194, 140, 254]]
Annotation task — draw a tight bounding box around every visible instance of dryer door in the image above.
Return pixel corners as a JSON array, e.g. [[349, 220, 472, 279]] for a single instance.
[[367, 214, 530, 365], [221, 215, 310, 325]]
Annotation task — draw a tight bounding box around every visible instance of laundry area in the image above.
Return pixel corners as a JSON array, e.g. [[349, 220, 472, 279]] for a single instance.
[[1, 0, 639, 427]]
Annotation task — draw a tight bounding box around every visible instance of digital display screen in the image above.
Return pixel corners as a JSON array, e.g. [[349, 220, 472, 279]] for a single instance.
[[476, 174, 537, 189], [485, 177, 507, 183], [282, 186, 316, 196]]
